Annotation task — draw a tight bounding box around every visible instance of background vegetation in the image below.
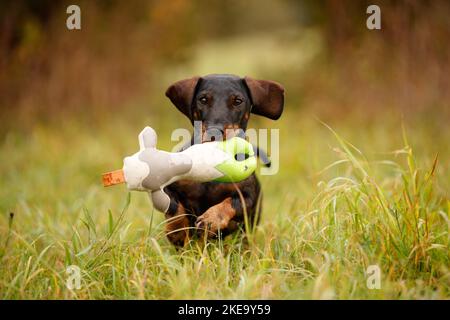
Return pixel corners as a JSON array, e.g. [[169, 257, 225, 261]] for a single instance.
[[0, 0, 449, 299]]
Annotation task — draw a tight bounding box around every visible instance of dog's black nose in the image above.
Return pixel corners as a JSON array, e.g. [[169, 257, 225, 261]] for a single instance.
[[204, 126, 224, 142]]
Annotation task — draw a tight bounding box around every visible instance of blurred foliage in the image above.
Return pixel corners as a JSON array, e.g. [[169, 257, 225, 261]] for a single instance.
[[0, 0, 449, 134]]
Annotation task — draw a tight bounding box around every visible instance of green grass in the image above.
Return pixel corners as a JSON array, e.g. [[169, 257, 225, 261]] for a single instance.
[[0, 109, 449, 299]]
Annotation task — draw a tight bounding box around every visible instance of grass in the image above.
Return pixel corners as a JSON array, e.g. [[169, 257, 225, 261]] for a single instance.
[[0, 108, 449, 299]]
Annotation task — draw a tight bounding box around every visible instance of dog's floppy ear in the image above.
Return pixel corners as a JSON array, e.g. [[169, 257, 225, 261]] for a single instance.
[[165, 76, 201, 120], [244, 76, 284, 120]]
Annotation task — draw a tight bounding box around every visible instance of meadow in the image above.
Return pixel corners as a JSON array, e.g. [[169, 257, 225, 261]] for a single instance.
[[0, 105, 448, 299]]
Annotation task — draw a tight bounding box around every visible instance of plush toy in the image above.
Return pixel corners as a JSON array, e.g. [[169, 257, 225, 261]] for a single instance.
[[102, 126, 256, 213]]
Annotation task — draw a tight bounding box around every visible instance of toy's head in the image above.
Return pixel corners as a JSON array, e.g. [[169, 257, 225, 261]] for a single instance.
[[213, 137, 257, 183]]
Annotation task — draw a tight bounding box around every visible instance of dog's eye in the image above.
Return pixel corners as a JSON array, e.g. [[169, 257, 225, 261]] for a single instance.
[[199, 97, 208, 105], [233, 98, 243, 106]]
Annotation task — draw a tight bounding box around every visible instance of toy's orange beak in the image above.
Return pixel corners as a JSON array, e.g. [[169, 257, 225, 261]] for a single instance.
[[102, 169, 125, 187]]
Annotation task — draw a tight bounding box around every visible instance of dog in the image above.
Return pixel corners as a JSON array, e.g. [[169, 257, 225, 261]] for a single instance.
[[163, 74, 284, 246]]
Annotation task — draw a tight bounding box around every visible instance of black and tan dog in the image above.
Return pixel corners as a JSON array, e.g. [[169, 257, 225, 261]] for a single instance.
[[163, 74, 284, 246]]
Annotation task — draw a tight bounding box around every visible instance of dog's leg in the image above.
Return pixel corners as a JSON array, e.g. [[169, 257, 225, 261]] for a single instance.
[[165, 202, 191, 247], [195, 197, 235, 238], [195, 192, 258, 238]]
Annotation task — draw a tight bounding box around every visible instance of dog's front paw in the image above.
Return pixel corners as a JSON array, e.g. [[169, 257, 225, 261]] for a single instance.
[[195, 205, 232, 238]]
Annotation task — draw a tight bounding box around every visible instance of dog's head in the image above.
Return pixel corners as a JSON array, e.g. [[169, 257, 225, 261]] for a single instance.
[[165, 74, 284, 142]]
